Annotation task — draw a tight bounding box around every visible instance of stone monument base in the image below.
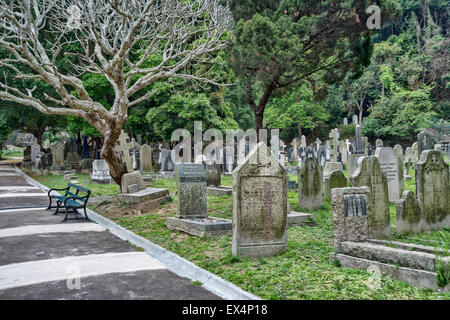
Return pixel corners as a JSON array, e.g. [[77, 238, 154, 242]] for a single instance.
[[287, 211, 313, 228], [91, 175, 111, 184], [206, 186, 232, 197], [118, 187, 169, 204], [166, 216, 232, 237]]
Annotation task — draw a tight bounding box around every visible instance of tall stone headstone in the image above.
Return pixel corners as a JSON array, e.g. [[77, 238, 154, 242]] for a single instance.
[[393, 145, 404, 162], [352, 115, 358, 126], [140, 144, 152, 172], [317, 146, 327, 167], [82, 136, 90, 159], [332, 187, 370, 252], [339, 141, 348, 167], [291, 138, 300, 158], [175, 163, 207, 218], [50, 142, 65, 168], [354, 125, 363, 155], [375, 147, 403, 202], [329, 129, 340, 162], [30, 144, 40, 163], [415, 150, 449, 231], [232, 142, 287, 257], [350, 156, 391, 239], [417, 131, 434, 160], [343, 117, 348, 125], [160, 149, 175, 172], [301, 135, 307, 148], [298, 157, 323, 210], [412, 142, 419, 164]]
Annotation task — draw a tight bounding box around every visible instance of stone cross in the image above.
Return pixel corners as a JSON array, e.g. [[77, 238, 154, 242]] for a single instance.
[[114, 130, 134, 173]]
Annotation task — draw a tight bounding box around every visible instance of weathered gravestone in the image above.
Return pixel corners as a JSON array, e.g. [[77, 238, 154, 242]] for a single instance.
[[140, 144, 152, 172], [91, 159, 112, 184], [160, 149, 175, 175], [118, 170, 169, 204], [375, 147, 404, 202], [396, 190, 421, 234], [417, 131, 434, 160], [393, 145, 404, 162], [30, 144, 41, 164], [114, 130, 134, 173], [412, 142, 419, 164], [350, 156, 391, 239], [415, 150, 450, 231], [375, 139, 383, 148], [339, 141, 348, 167], [50, 142, 65, 169], [331, 187, 370, 252], [167, 164, 232, 236], [323, 162, 344, 180], [329, 129, 340, 162], [325, 171, 348, 199], [205, 162, 232, 196], [298, 157, 323, 210], [232, 142, 287, 257], [317, 146, 327, 167]]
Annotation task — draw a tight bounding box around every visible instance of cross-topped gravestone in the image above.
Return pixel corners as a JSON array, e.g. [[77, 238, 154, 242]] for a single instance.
[[114, 130, 134, 173], [417, 131, 434, 160]]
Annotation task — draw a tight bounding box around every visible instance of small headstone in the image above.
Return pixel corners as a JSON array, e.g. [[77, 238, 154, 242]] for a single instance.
[[204, 163, 221, 186], [417, 131, 434, 160], [329, 129, 340, 162], [323, 162, 344, 179], [325, 171, 347, 199], [317, 146, 327, 167], [393, 145, 404, 162], [350, 156, 390, 239], [375, 147, 403, 202], [352, 115, 358, 126], [160, 149, 175, 173], [343, 117, 348, 125], [232, 142, 287, 257], [298, 157, 323, 210], [396, 191, 421, 234], [375, 139, 383, 148], [91, 159, 112, 184], [301, 135, 307, 148], [121, 171, 145, 194]]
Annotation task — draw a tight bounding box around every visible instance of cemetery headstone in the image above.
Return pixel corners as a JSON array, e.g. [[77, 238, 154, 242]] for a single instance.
[[325, 170, 348, 199], [140, 144, 152, 172], [350, 156, 391, 239], [232, 142, 287, 257], [91, 159, 112, 184], [298, 157, 323, 210], [375, 139, 383, 148], [396, 191, 421, 234], [114, 130, 134, 173], [375, 147, 403, 202], [331, 187, 370, 252], [417, 131, 434, 160], [415, 150, 449, 231]]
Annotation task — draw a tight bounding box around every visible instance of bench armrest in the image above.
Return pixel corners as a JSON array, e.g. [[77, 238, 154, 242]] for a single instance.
[[64, 195, 89, 206], [48, 187, 69, 197]]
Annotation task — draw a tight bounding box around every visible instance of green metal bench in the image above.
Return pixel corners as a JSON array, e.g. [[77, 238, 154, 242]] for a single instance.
[[47, 183, 91, 222]]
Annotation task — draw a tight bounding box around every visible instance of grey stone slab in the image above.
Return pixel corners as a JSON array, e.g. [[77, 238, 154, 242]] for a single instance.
[[206, 186, 232, 197], [0, 231, 136, 266], [287, 212, 313, 228], [0, 269, 220, 300], [117, 188, 169, 204], [166, 217, 232, 237], [330, 253, 448, 292]]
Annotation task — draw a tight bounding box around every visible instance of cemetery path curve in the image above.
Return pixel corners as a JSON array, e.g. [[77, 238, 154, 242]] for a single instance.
[[0, 164, 220, 300]]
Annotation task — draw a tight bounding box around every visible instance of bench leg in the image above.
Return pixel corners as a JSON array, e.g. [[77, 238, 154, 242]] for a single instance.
[[84, 208, 90, 221], [62, 206, 69, 222], [47, 197, 52, 210], [53, 201, 61, 216]]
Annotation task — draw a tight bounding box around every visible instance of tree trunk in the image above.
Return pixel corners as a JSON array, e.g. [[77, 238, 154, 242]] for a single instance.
[[298, 123, 303, 138], [254, 109, 264, 136], [100, 126, 127, 190]]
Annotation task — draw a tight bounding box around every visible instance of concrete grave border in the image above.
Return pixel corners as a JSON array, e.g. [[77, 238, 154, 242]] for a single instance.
[[14, 165, 261, 300]]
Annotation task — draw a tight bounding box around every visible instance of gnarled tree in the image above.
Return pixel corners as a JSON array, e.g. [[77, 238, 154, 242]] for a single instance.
[[0, 0, 232, 186]]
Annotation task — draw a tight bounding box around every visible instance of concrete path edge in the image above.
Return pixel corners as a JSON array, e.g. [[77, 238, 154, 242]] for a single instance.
[[13, 166, 261, 300]]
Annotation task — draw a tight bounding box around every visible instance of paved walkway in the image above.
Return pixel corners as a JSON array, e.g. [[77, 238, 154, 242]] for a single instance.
[[0, 165, 219, 300]]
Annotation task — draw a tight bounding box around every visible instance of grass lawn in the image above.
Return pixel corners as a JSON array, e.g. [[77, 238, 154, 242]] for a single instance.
[[29, 168, 450, 300]]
